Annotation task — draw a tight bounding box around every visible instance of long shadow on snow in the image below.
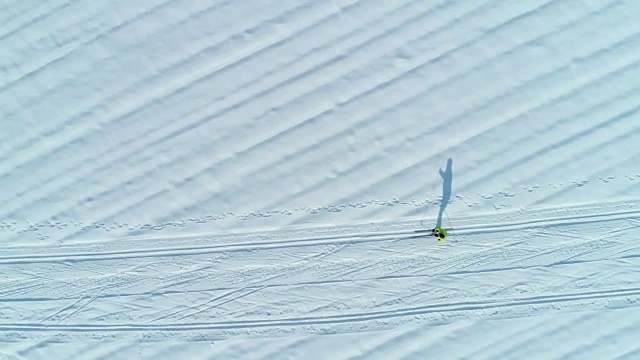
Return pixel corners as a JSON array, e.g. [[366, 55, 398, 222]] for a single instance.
[[436, 158, 453, 229]]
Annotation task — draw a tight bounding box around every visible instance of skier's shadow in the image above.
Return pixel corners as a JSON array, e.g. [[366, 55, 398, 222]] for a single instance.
[[436, 158, 453, 229]]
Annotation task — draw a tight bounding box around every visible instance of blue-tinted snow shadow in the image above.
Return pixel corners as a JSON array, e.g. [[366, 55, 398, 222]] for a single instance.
[[436, 158, 453, 229]]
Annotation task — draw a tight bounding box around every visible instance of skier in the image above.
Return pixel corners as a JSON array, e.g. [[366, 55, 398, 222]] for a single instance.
[[431, 227, 447, 241]]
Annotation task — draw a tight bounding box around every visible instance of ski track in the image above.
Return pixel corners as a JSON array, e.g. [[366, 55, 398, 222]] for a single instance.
[[3, 0, 640, 358], [1, 201, 640, 347]]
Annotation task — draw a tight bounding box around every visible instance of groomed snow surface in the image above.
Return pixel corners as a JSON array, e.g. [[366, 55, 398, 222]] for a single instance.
[[2, 0, 640, 359]]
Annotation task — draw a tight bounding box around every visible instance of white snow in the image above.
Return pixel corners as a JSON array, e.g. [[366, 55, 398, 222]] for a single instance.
[[1, 0, 640, 359]]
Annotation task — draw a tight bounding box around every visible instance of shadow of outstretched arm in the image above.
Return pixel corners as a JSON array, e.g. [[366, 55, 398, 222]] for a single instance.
[[436, 158, 453, 229]]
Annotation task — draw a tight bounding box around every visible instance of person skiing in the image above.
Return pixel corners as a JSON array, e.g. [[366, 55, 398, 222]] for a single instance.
[[431, 227, 447, 241]]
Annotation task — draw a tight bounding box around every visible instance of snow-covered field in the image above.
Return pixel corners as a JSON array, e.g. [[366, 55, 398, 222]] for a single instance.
[[2, 0, 640, 359]]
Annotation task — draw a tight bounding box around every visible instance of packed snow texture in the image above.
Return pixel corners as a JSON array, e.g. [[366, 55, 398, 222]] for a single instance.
[[1, 0, 640, 359]]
